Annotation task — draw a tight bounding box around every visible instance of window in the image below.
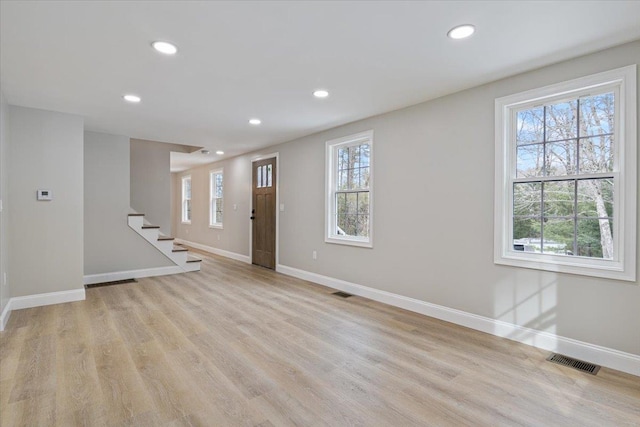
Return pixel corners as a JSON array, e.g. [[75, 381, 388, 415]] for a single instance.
[[181, 176, 191, 223], [326, 130, 373, 247], [210, 169, 223, 227], [495, 66, 636, 281], [255, 163, 273, 188]]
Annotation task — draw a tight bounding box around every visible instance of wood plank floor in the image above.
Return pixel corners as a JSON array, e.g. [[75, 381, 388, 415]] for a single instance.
[[1, 250, 639, 426]]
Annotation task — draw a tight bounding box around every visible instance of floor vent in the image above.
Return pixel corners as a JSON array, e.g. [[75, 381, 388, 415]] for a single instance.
[[546, 353, 600, 375], [332, 291, 353, 298], [86, 278, 138, 288]]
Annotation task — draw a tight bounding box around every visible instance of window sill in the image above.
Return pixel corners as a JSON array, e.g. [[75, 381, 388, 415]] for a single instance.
[[181, 221, 191, 225], [495, 252, 634, 282], [209, 224, 223, 229], [325, 236, 373, 248]]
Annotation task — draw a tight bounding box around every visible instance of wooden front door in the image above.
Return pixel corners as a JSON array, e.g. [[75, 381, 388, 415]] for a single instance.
[[252, 157, 276, 269]]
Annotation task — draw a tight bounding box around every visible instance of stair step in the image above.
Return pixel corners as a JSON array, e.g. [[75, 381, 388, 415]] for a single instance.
[[158, 237, 175, 241], [128, 213, 145, 216], [141, 225, 160, 229], [172, 248, 188, 252], [186, 257, 202, 263]]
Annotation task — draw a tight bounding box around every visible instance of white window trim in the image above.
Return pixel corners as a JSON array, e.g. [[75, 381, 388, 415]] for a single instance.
[[209, 169, 223, 229], [325, 130, 374, 248], [181, 175, 191, 224], [494, 65, 636, 281]]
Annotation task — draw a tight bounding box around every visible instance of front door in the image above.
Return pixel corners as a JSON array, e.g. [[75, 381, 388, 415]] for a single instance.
[[251, 157, 276, 269]]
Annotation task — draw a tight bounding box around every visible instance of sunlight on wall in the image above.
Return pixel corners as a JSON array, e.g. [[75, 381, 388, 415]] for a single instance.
[[493, 271, 558, 344]]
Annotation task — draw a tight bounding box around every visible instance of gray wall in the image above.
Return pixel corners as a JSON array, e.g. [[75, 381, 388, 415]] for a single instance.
[[131, 138, 190, 236], [174, 40, 640, 356], [8, 106, 84, 297], [173, 156, 252, 255], [85, 132, 173, 275], [0, 91, 9, 313]]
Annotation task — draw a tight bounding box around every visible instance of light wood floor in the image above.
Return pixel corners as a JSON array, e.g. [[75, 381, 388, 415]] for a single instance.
[[1, 250, 639, 426]]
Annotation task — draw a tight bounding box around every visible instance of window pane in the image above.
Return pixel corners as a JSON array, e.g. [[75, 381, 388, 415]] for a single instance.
[[351, 168, 360, 190], [577, 179, 613, 217], [216, 199, 223, 223], [356, 215, 369, 237], [513, 182, 541, 216], [267, 164, 272, 187], [262, 165, 267, 188], [351, 145, 360, 169], [545, 140, 577, 176], [358, 192, 369, 215], [578, 135, 613, 173], [257, 166, 263, 188], [184, 179, 191, 199], [545, 100, 577, 141], [516, 144, 544, 177], [360, 166, 370, 189], [360, 144, 370, 167], [337, 214, 357, 236], [338, 170, 348, 190], [513, 218, 541, 251], [580, 92, 614, 137], [338, 147, 348, 170], [346, 192, 357, 214], [186, 200, 191, 220], [543, 180, 575, 217], [336, 193, 347, 216], [542, 218, 574, 255], [516, 107, 544, 144], [577, 218, 613, 259]]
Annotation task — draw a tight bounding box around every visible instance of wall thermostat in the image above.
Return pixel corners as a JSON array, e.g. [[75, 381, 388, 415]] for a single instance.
[[37, 190, 52, 201]]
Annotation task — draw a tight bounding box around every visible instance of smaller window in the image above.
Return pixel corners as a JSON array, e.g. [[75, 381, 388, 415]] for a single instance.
[[210, 169, 223, 228], [181, 176, 191, 223], [326, 130, 374, 247]]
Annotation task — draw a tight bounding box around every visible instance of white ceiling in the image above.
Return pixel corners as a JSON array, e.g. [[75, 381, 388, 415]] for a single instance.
[[2, 1, 640, 171]]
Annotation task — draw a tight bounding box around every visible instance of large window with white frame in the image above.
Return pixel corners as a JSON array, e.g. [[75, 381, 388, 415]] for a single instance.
[[210, 169, 223, 228], [495, 65, 636, 281], [326, 130, 373, 247], [181, 175, 191, 224]]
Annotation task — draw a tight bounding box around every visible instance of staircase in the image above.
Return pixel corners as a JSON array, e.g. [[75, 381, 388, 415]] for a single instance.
[[127, 213, 201, 272]]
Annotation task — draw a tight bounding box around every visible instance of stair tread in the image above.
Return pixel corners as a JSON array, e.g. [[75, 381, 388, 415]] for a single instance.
[[172, 247, 188, 252], [141, 225, 160, 229], [186, 256, 202, 263], [128, 213, 145, 216], [158, 237, 175, 241]]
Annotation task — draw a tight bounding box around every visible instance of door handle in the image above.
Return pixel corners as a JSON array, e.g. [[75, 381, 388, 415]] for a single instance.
[[250, 216, 255, 220]]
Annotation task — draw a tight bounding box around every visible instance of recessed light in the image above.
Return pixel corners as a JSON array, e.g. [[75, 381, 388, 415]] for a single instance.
[[313, 89, 329, 98], [152, 41, 178, 55], [216, 150, 224, 155], [447, 24, 475, 40], [249, 118, 261, 125], [123, 94, 141, 103]]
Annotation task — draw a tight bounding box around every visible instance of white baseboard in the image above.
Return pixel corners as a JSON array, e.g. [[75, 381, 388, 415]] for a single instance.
[[0, 288, 86, 331], [276, 264, 640, 377], [175, 238, 251, 264], [83, 266, 185, 285]]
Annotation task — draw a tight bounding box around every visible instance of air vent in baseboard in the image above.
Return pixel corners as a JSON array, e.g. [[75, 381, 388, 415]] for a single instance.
[[332, 291, 353, 298], [86, 278, 137, 288], [547, 353, 600, 375]]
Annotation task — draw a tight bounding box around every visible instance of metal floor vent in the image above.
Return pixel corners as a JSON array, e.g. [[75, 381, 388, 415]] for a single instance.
[[86, 278, 138, 289], [547, 353, 600, 375], [332, 291, 353, 298]]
